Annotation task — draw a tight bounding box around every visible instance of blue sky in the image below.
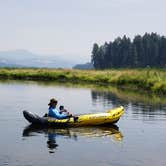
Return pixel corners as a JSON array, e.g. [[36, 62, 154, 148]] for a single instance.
[[0, 0, 165, 62]]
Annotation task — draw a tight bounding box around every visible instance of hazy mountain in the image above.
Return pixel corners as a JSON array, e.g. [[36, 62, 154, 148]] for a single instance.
[[73, 62, 94, 69], [0, 50, 80, 68]]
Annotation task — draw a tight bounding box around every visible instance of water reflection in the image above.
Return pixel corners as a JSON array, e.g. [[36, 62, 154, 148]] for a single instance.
[[47, 133, 59, 153], [1, 79, 166, 106], [91, 90, 128, 107], [91, 89, 166, 116], [23, 125, 123, 153]]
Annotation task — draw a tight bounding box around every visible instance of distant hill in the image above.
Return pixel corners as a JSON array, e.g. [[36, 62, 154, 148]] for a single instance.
[[73, 62, 94, 69], [0, 50, 79, 68]]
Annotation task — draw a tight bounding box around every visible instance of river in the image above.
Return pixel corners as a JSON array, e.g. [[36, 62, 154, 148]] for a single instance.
[[0, 81, 166, 166]]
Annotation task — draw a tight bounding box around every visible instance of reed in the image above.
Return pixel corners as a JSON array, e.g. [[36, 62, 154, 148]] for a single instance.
[[0, 68, 166, 94]]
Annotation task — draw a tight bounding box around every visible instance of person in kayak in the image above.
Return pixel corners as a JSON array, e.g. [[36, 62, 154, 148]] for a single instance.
[[48, 98, 72, 119]]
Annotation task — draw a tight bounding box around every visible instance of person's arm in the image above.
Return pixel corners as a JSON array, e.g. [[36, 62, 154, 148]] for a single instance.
[[53, 108, 69, 119]]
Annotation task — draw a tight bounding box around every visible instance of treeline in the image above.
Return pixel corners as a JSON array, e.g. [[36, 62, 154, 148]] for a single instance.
[[91, 33, 166, 69]]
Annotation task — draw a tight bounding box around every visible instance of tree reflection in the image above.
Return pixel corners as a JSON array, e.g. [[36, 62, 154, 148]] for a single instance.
[[91, 90, 128, 107], [91, 89, 166, 121]]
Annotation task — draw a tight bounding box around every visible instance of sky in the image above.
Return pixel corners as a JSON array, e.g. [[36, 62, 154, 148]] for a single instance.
[[0, 0, 165, 62]]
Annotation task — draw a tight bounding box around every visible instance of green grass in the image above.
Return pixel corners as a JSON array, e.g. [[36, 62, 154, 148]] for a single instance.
[[0, 68, 166, 94]]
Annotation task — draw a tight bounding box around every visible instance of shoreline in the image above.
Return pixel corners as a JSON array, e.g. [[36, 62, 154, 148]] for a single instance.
[[0, 68, 166, 95]]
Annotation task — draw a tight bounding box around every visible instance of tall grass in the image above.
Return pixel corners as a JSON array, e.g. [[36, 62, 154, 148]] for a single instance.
[[0, 68, 166, 94]]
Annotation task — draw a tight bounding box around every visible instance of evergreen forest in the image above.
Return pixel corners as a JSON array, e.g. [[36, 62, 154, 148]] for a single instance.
[[91, 33, 166, 69]]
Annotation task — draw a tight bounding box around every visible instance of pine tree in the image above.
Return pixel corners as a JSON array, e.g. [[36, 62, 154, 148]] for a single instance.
[[91, 33, 166, 69]]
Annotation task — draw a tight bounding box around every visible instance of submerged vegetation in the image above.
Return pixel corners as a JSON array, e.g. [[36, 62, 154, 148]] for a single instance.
[[0, 68, 166, 94]]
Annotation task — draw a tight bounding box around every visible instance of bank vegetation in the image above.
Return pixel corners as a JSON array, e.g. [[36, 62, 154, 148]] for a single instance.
[[0, 68, 166, 94]]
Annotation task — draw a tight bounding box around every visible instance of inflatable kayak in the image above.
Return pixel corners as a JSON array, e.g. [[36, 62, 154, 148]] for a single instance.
[[23, 106, 124, 127]]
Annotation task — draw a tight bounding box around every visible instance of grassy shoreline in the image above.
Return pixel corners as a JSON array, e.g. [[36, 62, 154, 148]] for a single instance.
[[0, 68, 166, 94]]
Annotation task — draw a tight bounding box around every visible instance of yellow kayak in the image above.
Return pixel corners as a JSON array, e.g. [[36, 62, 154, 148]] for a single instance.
[[23, 106, 124, 127]]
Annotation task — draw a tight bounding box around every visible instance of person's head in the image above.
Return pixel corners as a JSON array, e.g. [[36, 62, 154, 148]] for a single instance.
[[48, 98, 58, 108], [59, 105, 64, 110]]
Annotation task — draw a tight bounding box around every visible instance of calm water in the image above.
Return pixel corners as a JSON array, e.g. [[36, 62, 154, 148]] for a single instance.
[[0, 81, 166, 166]]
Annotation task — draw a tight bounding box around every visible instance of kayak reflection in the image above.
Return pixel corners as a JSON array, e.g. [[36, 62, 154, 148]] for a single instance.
[[23, 124, 123, 153]]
